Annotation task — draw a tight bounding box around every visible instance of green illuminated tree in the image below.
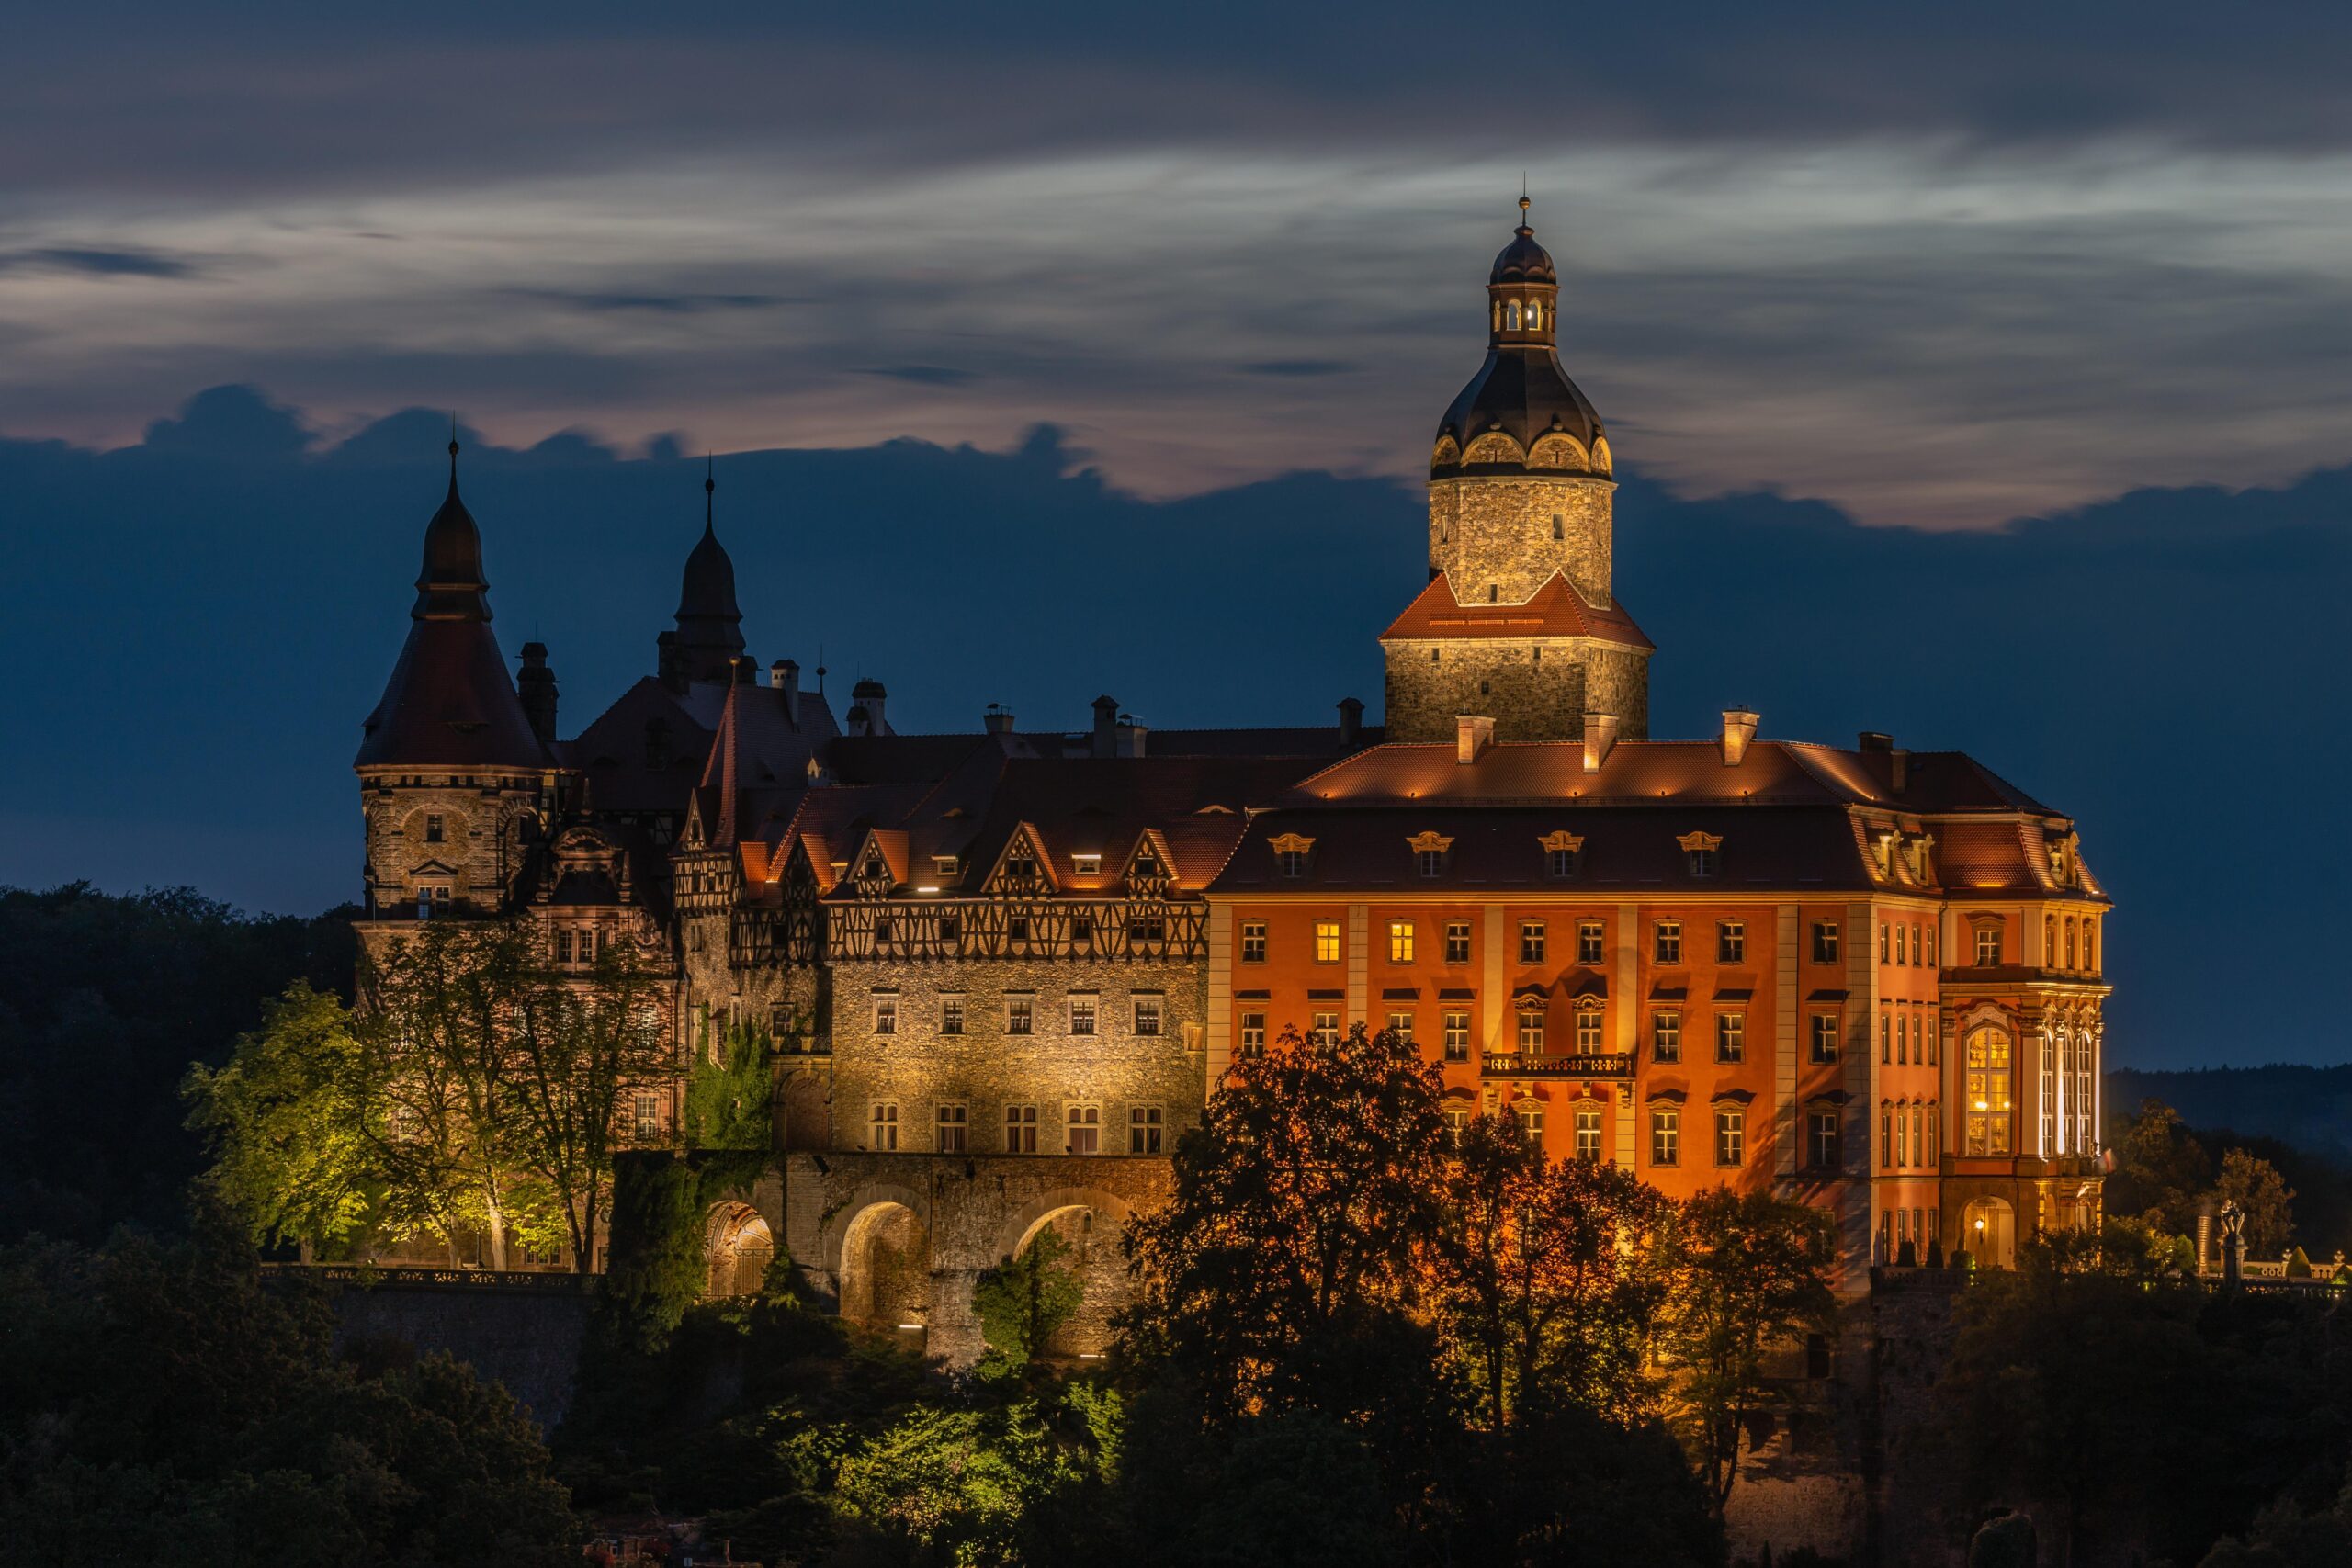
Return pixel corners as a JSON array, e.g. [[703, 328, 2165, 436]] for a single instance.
[[975, 1224, 1084, 1378], [183, 982, 379, 1258], [684, 1019, 775, 1151]]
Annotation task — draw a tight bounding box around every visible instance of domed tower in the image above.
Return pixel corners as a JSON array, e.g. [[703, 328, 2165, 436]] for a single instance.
[[663, 460, 749, 688], [1380, 199, 1652, 743], [356, 436, 552, 921]]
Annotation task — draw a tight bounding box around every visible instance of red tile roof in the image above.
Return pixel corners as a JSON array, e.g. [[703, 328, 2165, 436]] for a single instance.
[[1379, 571, 1653, 651]]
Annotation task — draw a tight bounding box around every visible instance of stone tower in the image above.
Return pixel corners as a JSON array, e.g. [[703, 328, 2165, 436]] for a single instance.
[[1380, 199, 1652, 742], [355, 436, 552, 921]]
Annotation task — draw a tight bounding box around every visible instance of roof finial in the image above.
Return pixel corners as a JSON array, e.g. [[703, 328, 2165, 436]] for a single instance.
[[1519, 178, 1532, 231], [704, 451, 716, 534], [447, 411, 460, 470]]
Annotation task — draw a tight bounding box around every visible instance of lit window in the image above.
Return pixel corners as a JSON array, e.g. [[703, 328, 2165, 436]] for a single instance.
[[1066, 1104, 1101, 1155], [873, 995, 898, 1035], [1716, 1012, 1745, 1063], [1926, 927, 1938, 968], [1651, 1106, 1679, 1167], [1389, 920, 1415, 964], [1069, 995, 1098, 1036], [940, 996, 965, 1035], [1238, 1012, 1267, 1056], [1652, 1011, 1681, 1063], [1315, 921, 1342, 964], [1655, 921, 1682, 964], [1574, 1103, 1603, 1161], [1716, 1108, 1746, 1168], [1312, 1011, 1340, 1047], [1133, 996, 1163, 1036], [1387, 1010, 1414, 1045], [1504, 299, 1522, 330], [1880, 923, 1891, 964], [869, 1102, 899, 1152], [1518, 1010, 1545, 1052], [1577, 920, 1604, 964], [936, 1103, 967, 1154], [1718, 920, 1746, 964], [1442, 1010, 1470, 1063], [1006, 995, 1035, 1035], [1965, 1028, 2014, 1156], [1129, 1105, 1163, 1155], [1520, 921, 1546, 964], [1809, 1111, 1841, 1170], [1005, 1103, 1038, 1154], [1811, 1013, 1839, 1063], [1241, 920, 1267, 963], [1880, 1013, 1891, 1063], [1813, 921, 1839, 964], [1445, 921, 1473, 964]]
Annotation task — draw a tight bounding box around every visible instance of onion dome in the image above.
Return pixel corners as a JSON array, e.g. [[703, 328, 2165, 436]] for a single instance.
[[356, 434, 549, 770], [1432, 197, 1609, 479], [671, 459, 748, 683]]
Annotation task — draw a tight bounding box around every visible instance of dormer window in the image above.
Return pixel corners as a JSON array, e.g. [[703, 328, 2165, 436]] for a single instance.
[[1540, 830, 1583, 879], [934, 855, 959, 878], [1075, 853, 1102, 876], [1408, 831, 1453, 879], [1678, 831, 1723, 879], [863, 853, 885, 881], [1270, 832, 1315, 879]]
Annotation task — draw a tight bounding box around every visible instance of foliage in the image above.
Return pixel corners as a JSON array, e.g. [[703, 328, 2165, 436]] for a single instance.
[[0, 882, 354, 1244], [597, 1154, 712, 1355], [0, 1225, 575, 1565], [2203, 1461, 2352, 1567], [2218, 1145, 2297, 1261], [2109, 1099, 2306, 1260], [1434, 1112, 1673, 1429], [974, 1224, 1083, 1379], [1122, 1022, 1453, 1425], [684, 1021, 777, 1151], [183, 981, 379, 1255], [1659, 1187, 1838, 1511]]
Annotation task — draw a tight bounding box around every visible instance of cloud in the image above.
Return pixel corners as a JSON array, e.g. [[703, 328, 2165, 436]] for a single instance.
[[511, 288, 795, 313], [1240, 360, 1354, 378], [855, 365, 979, 386], [0, 244, 206, 278], [0, 384, 2339, 1072]]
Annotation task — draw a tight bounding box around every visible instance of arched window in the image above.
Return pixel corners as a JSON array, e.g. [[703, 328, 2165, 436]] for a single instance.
[[1965, 1026, 2013, 1156], [1504, 300, 1522, 331], [1527, 301, 1542, 331]]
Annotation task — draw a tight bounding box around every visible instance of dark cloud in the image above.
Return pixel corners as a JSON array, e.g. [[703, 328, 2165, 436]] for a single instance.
[[854, 365, 979, 386], [0, 384, 2338, 1071], [511, 288, 795, 314], [0, 244, 206, 278]]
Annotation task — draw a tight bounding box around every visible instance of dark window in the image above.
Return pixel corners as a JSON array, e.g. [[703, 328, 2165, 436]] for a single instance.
[[1418, 848, 1445, 877], [1547, 846, 1577, 878], [1718, 920, 1745, 964], [1655, 920, 1683, 964], [1520, 920, 1546, 964], [1577, 920, 1605, 964], [1686, 846, 1717, 878], [1810, 1111, 1842, 1170], [1445, 921, 1472, 964], [424, 813, 444, 843], [1240, 920, 1267, 963], [1813, 921, 1840, 964]]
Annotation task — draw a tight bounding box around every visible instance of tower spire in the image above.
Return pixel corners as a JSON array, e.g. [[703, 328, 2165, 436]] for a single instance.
[[670, 452, 747, 683]]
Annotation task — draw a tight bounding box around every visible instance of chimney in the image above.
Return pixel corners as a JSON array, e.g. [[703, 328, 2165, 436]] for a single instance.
[[1116, 714, 1149, 758], [1337, 696, 1364, 749], [517, 642, 559, 746], [1091, 694, 1119, 758], [984, 703, 1015, 735], [1890, 748, 1911, 792], [1858, 730, 1893, 753], [1455, 714, 1496, 765], [1582, 711, 1621, 773], [851, 678, 888, 735], [769, 659, 797, 698], [1719, 708, 1759, 766]]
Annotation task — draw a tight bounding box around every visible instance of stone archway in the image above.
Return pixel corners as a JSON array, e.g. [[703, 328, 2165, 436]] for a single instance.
[[1962, 1197, 2017, 1269], [838, 1200, 933, 1348], [704, 1201, 775, 1298], [993, 1188, 1136, 1359]]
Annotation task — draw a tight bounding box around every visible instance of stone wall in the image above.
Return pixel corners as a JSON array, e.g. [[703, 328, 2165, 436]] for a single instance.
[[782, 1149, 1173, 1366], [1428, 474, 1615, 605], [322, 1278, 594, 1431], [1383, 634, 1650, 744], [830, 954, 1207, 1159], [358, 770, 541, 918]]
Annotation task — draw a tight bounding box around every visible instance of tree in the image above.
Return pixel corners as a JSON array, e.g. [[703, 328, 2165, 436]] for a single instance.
[[684, 1018, 776, 1151], [1659, 1189, 1837, 1511], [183, 982, 380, 1258], [2108, 1099, 2213, 1240], [2215, 1145, 2295, 1261], [1434, 1112, 1673, 1430], [975, 1224, 1084, 1378], [1120, 1022, 1452, 1424], [503, 938, 678, 1274]]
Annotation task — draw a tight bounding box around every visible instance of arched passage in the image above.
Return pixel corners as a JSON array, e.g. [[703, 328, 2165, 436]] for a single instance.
[[993, 1189, 1136, 1359], [704, 1201, 774, 1298], [839, 1200, 933, 1346], [1962, 1197, 2017, 1269]]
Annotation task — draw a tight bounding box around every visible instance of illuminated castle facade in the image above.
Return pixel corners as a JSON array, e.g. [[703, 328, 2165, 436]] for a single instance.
[[354, 207, 2111, 1349]]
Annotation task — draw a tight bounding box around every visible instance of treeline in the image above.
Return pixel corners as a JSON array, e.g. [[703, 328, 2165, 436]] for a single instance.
[[0, 883, 355, 1245], [2105, 1099, 2352, 1268]]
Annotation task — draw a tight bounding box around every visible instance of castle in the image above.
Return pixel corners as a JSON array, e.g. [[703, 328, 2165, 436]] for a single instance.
[[354, 203, 2111, 1359]]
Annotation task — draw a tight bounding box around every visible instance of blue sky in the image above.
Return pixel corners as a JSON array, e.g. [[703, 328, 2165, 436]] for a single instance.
[[2, 6, 2349, 1067]]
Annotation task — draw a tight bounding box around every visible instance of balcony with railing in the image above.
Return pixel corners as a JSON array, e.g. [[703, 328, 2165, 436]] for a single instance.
[[1480, 1051, 1635, 1080]]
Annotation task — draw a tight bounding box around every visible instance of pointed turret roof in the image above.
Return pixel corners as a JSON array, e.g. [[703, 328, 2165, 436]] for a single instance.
[[356, 434, 550, 771], [672, 458, 747, 682]]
